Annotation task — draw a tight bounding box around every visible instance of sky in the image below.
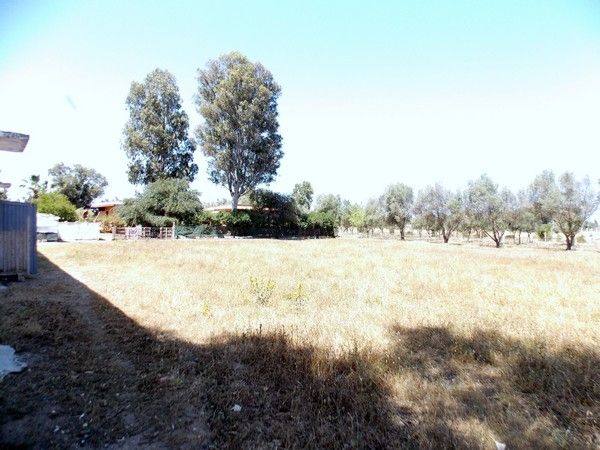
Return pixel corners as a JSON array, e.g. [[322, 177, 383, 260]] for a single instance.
[[1, 0, 600, 206]]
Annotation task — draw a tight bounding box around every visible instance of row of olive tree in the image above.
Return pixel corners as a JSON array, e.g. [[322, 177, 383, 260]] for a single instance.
[[314, 172, 600, 250]]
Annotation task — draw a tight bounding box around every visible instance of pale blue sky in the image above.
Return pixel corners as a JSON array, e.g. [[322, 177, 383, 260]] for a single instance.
[[1, 0, 599, 205]]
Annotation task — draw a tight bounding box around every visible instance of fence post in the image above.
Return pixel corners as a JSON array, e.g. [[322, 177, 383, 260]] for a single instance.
[[112, 226, 116, 241], [172, 223, 176, 240]]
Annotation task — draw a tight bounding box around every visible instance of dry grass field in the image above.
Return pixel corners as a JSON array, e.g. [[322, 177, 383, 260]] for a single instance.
[[2, 239, 600, 448]]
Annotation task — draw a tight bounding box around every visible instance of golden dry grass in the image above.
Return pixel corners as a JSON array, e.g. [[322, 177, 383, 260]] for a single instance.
[[55, 239, 600, 349], [3, 239, 600, 448]]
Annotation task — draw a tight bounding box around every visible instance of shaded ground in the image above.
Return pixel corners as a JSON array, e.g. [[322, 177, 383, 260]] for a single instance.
[[1, 250, 599, 448], [1, 255, 210, 448]]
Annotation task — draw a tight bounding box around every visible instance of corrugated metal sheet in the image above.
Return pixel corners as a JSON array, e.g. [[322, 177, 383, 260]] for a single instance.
[[0, 201, 37, 276]]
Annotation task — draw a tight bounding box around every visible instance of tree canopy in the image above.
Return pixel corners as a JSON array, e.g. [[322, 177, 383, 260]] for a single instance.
[[292, 181, 314, 213], [195, 52, 283, 211], [34, 192, 77, 221], [20, 174, 48, 201], [464, 175, 513, 247], [381, 183, 413, 239], [123, 68, 198, 185], [315, 194, 343, 226], [531, 171, 600, 250], [48, 163, 108, 208], [118, 178, 202, 227], [414, 184, 463, 243]]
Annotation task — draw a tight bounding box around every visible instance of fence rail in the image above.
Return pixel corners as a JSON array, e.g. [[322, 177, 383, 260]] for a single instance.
[[112, 226, 174, 240], [0, 200, 37, 276]]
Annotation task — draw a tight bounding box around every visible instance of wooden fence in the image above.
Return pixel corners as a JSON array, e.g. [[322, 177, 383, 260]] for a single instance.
[[112, 226, 174, 240], [0, 200, 37, 277]]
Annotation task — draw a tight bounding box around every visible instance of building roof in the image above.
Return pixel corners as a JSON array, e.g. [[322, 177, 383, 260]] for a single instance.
[[0, 131, 29, 152], [90, 201, 123, 209], [204, 204, 255, 212]]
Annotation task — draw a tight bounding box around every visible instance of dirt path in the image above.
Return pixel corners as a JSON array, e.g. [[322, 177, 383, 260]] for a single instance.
[[0, 256, 210, 448]]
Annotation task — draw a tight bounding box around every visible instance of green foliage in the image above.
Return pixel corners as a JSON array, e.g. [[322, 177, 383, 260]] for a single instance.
[[303, 211, 336, 237], [347, 203, 367, 231], [381, 183, 413, 238], [414, 184, 463, 243], [527, 170, 556, 223], [20, 174, 47, 201], [536, 223, 553, 241], [364, 197, 386, 232], [292, 181, 314, 213], [249, 189, 299, 227], [196, 52, 282, 210], [175, 224, 222, 238], [465, 175, 512, 247], [118, 178, 202, 226], [576, 234, 586, 244], [48, 163, 108, 208], [286, 281, 307, 307], [528, 171, 600, 249], [315, 194, 343, 226], [34, 192, 77, 221], [123, 68, 197, 185], [216, 211, 253, 235], [100, 212, 125, 233], [248, 276, 276, 305]]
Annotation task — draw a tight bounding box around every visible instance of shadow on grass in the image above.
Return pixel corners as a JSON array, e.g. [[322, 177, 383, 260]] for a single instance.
[[1, 254, 599, 448]]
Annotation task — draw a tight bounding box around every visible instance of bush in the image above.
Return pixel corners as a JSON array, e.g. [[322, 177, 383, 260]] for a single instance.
[[301, 211, 336, 237], [536, 223, 553, 241], [34, 192, 77, 221], [118, 179, 202, 226], [100, 212, 125, 233], [576, 235, 586, 244], [175, 224, 222, 238]]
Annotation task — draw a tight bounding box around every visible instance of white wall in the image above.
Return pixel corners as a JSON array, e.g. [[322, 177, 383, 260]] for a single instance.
[[57, 222, 100, 241]]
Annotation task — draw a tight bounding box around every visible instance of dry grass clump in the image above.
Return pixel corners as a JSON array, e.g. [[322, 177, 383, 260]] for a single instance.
[[2, 239, 599, 448]]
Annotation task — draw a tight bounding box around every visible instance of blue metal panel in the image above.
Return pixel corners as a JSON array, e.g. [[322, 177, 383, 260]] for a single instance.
[[0, 200, 37, 276]]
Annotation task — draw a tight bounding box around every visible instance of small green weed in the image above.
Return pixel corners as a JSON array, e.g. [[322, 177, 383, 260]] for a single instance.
[[248, 276, 276, 305], [286, 281, 307, 306]]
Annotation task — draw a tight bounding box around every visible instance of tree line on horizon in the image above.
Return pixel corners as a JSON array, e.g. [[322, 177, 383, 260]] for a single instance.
[[14, 51, 600, 249], [309, 171, 600, 250]]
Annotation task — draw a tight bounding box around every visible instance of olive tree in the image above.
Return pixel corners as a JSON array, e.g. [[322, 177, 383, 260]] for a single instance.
[[414, 184, 463, 243], [381, 183, 413, 239], [508, 190, 539, 244], [364, 197, 386, 233], [542, 172, 600, 250], [195, 52, 283, 211], [464, 175, 512, 248]]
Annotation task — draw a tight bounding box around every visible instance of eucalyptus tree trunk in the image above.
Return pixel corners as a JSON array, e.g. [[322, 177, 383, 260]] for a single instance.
[[231, 189, 240, 212]]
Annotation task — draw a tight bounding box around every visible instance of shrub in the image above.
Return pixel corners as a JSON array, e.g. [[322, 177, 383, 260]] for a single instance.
[[34, 192, 77, 221], [286, 281, 307, 307], [536, 223, 553, 241], [248, 276, 276, 305], [576, 235, 586, 244], [100, 212, 125, 233], [302, 211, 336, 237], [118, 179, 202, 226]]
